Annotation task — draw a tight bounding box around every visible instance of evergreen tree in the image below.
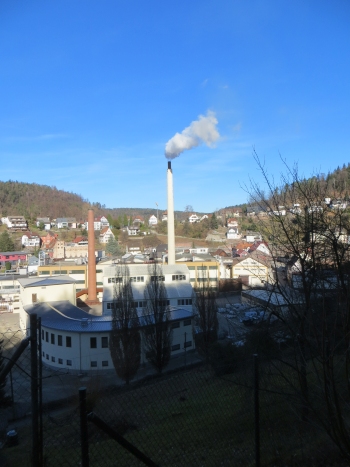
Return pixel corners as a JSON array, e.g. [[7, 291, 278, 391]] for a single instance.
[[105, 237, 121, 256], [210, 212, 218, 229], [0, 231, 15, 252]]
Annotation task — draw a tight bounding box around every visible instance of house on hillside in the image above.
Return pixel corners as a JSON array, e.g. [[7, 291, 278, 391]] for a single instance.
[[227, 226, 240, 240], [57, 218, 77, 229], [2, 216, 28, 231], [162, 212, 168, 222], [227, 218, 239, 228], [21, 232, 41, 248], [36, 217, 51, 230], [99, 227, 115, 244], [231, 252, 272, 287], [188, 214, 200, 223], [85, 216, 109, 231], [245, 232, 263, 243], [127, 225, 140, 236], [249, 241, 270, 256], [41, 231, 58, 249], [232, 208, 243, 217], [148, 215, 158, 226]]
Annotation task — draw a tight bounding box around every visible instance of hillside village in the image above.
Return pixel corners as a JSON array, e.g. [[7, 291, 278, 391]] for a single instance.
[[2, 174, 350, 464]]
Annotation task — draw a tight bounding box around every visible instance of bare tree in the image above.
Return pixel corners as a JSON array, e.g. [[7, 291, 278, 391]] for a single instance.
[[247, 152, 350, 456], [143, 264, 172, 374], [109, 266, 141, 385], [193, 270, 218, 363]]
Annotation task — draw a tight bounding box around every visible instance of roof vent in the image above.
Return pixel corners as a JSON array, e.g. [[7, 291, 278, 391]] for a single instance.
[[81, 318, 89, 327]]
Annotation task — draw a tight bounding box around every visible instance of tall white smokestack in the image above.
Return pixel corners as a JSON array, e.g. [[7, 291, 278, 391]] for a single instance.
[[167, 161, 175, 265]]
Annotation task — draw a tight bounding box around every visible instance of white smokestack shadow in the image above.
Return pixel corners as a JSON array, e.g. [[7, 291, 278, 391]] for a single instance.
[[165, 110, 220, 160]]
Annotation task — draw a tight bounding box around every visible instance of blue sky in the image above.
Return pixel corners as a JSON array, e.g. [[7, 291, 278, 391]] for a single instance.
[[1, 1, 350, 213]]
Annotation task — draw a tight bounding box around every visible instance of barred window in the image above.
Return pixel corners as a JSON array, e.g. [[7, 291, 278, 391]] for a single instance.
[[130, 276, 144, 282], [102, 361, 109, 367], [151, 276, 165, 282], [172, 274, 186, 281], [108, 277, 123, 283], [90, 361, 97, 368]]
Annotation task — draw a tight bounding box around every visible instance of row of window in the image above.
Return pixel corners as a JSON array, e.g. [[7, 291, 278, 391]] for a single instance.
[[42, 331, 109, 349], [177, 299, 192, 306], [172, 275, 186, 281], [188, 266, 218, 270], [171, 318, 192, 329], [107, 300, 147, 310], [107, 275, 188, 284], [42, 352, 109, 367], [171, 341, 192, 351]]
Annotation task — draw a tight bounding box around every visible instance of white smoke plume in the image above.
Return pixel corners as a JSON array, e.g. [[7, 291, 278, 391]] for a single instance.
[[165, 110, 220, 159]]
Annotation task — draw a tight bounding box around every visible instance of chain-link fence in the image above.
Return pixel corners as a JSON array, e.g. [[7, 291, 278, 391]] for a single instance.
[[1, 313, 349, 466]]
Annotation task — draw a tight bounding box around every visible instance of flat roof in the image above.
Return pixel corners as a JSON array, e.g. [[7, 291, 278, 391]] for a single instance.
[[103, 282, 194, 302], [24, 300, 193, 333], [18, 275, 77, 288]]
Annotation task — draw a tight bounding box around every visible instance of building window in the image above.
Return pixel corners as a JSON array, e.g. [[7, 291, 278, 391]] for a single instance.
[[46, 354, 49, 360], [108, 277, 122, 283], [177, 299, 192, 306], [130, 276, 145, 282], [51, 356, 55, 362], [184, 341, 192, 348], [102, 361, 109, 367], [171, 344, 180, 351], [58, 335, 62, 346], [45, 332, 49, 342], [41, 330, 44, 340], [183, 319, 192, 326], [42, 351, 45, 357], [197, 266, 207, 271], [172, 274, 186, 281], [67, 360, 72, 366], [51, 333, 55, 345], [150, 276, 164, 282], [156, 299, 169, 307], [32, 293, 37, 303], [101, 337, 108, 348], [90, 361, 97, 368], [58, 358, 63, 364], [171, 322, 180, 329], [66, 336, 72, 348], [90, 337, 97, 349]]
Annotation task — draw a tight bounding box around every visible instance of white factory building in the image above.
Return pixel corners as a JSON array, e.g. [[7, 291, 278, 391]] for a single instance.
[[18, 264, 195, 374]]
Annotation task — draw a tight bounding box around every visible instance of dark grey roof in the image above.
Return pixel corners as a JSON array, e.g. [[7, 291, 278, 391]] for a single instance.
[[18, 275, 77, 288], [24, 301, 193, 333]]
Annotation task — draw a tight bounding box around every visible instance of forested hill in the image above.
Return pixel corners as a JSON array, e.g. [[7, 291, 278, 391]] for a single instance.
[[0, 181, 94, 220], [0, 180, 164, 221]]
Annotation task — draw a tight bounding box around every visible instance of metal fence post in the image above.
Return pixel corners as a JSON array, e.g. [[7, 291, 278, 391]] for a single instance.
[[30, 314, 39, 467], [37, 317, 43, 466], [80, 387, 90, 467], [254, 354, 260, 467]]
